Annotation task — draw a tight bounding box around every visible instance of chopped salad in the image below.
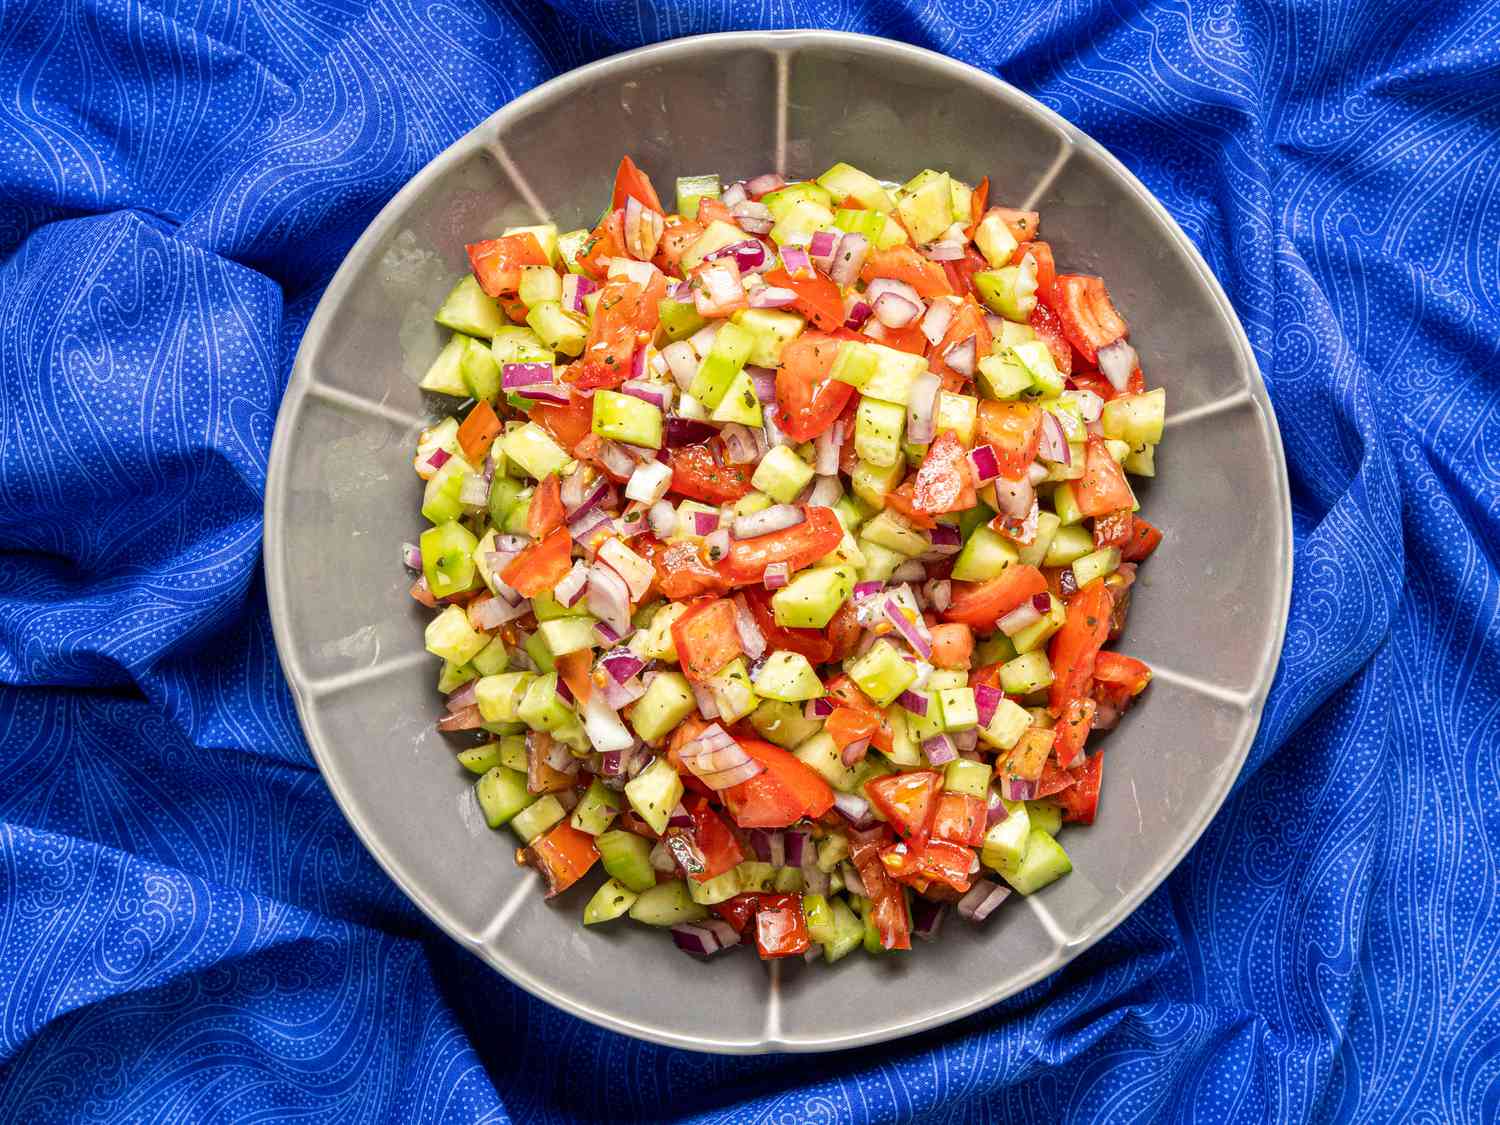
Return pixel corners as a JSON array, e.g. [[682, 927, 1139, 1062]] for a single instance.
[[408, 156, 1164, 961]]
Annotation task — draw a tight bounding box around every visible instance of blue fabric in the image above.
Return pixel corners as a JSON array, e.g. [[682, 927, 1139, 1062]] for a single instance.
[[1, 1, 1496, 1120]]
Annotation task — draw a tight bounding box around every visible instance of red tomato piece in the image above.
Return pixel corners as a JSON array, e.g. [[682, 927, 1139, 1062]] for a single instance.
[[967, 176, 990, 239], [826, 600, 864, 663], [754, 893, 811, 959], [578, 210, 626, 280], [1119, 516, 1164, 562], [913, 430, 978, 515], [1033, 760, 1079, 799], [849, 834, 912, 951], [941, 245, 990, 300], [1053, 695, 1097, 768], [671, 598, 742, 682], [611, 154, 664, 214], [500, 527, 573, 598], [456, 400, 502, 464], [1076, 435, 1135, 518], [762, 267, 844, 332], [716, 506, 843, 587], [669, 443, 756, 504], [880, 838, 976, 895], [990, 206, 1040, 244], [527, 473, 565, 539], [1054, 753, 1103, 825], [931, 792, 986, 847], [859, 246, 953, 298], [1047, 580, 1112, 713], [865, 771, 943, 849], [928, 622, 974, 671], [1048, 274, 1129, 364], [711, 893, 759, 934], [722, 739, 835, 828], [976, 400, 1043, 480], [654, 218, 704, 274], [825, 706, 879, 751], [1092, 509, 1134, 550], [528, 821, 599, 897], [642, 536, 727, 600], [774, 331, 855, 442], [533, 393, 594, 454], [1016, 240, 1056, 301], [1093, 651, 1153, 696], [684, 794, 744, 881], [942, 566, 1048, 631], [885, 479, 938, 530], [1029, 302, 1073, 377], [466, 232, 549, 297]]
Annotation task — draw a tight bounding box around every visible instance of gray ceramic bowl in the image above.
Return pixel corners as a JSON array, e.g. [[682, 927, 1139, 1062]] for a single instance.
[[264, 30, 1291, 1053]]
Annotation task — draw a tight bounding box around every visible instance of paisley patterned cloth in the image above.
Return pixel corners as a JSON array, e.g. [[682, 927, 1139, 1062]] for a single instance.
[[1, 2, 1497, 1121]]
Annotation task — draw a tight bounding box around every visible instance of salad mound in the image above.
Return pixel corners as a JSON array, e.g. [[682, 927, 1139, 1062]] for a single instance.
[[408, 156, 1164, 960]]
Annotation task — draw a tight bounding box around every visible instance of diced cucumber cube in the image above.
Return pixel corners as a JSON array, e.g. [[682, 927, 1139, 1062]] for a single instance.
[[689, 321, 754, 408], [709, 657, 759, 724], [937, 687, 979, 731], [944, 758, 992, 798], [974, 257, 1038, 323], [860, 509, 930, 558], [526, 301, 587, 357], [1017, 510, 1062, 568], [855, 397, 906, 468], [510, 795, 566, 844], [1050, 483, 1085, 526], [896, 169, 954, 244], [571, 778, 623, 836], [592, 388, 663, 449], [420, 519, 479, 598], [980, 799, 1031, 878], [420, 456, 474, 524], [747, 700, 821, 750], [977, 351, 1034, 401], [436, 275, 508, 338], [856, 537, 905, 584], [816, 162, 896, 212], [675, 174, 721, 220], [518, 265, 563, 308], [424, 604, 487, 665], [863, 344, 929, 405], [793, 731, 860, 792], [973, 211, 1020, 268], [634, 603, 689, 662], [1010, 341, 1065, 398], [556, 229, 591, 274], [629, 880, 709, 926], [1003, 827, 1073, 894], [474, 671, 535, 724], [1043, 525, 1096, 568], [999, 651, 1054, 695], [537, 616, 598, 657], [1010, 594, 1065, 655], [823, 896, 865, 962], [681, 220, 750, 271], [624, 756, 684, 836], [495, 735, 528, 772], [583, 878, 639, 925], [751, 445, 815, 503], [850, 458, 905, 511], [658, 297, 707, 342], [978, 702, 1038, 753], [735, 861, 777, 893], [935, 392, 978, 445], [596, 829, 655, 892], [771, 564, 855, 629], [1124, 442, 1157, 477], [769, 199, 835, 246], [733, 307, 805, 367], [1026, 800, 1064, 837], [1072, 547, 1122, 589], [762, 181, 836, 219], [752, 651, 825, 702], [847, 641, 918, 708], [951, 524, 1019, 582], [474, 765, 534, 829], [709, 369, 764, 426], [830, 340, 880, 391], [803, 893, 837, 944], [687, 867, 744, 906], [419, 334, 472, 396], [500, 422, 570, 480], [490, 325, 552, 366], [629, 670, 696, 744], [834, 207, 888, 244], [518, 672, 576, 733], [456, 742, 503, 775]]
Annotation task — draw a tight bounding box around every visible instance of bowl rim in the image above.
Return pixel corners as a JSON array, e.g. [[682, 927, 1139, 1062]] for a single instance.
[[264, 28, 1293, 1054]]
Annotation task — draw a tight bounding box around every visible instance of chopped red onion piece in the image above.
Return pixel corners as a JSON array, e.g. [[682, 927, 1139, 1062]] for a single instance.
[[763, 561, 791, 589], [957, 879, 1011, 923], [762, 403, 790, 448], [719, 181, 748, 208], [1038, 411, 1070, 464], [401, 542, 422, 571], [502, 362, 554, 389], [929, 523, 961, 552], [582, 691, 635, 753], [468, 594, 527, 628], [749, 285, 798, 309], [731, 200, 774, 234], [872, 290, 922, 329], [911, 897, 946, 941], [925, 579, 952, 613], [803, 697, 834, 721], [921, 298, 957, 346], [943, 335, 977, 378], [670, 923, 719, 957], [920, 239, 966, 261], [967, 443, 1000, 483], [1024, 461, 1048, 486], [840, 737, 871, 767], [746, 172, 785, 196], [552, 560, 590, 608], [923, 733, 958, 765], [446, 679, 479, 712], [813, 420, 844, 475], [745, 365, 776, 404], [458, 474, 489, 509], [896, 690, 928, 716], [986, 789, 1007, 826], [992, 467, 1036, 518], [691, 679, 720, 720], [689, 510, 720, 537], [598, 539, 653, 601], [703, 528, 730, 565], [833, 792, 875, 829], [906, 371, 941, 445], [718, 423, 758, 465], [599, 646, 647, 685], [998, 600, 1043, 636], [1071, 388, 1105, 423], [599, 674, 645, 711], [974, 683, 1002, 727], [1000, 775, 1037, 801], [625, 459, 673, 504], [891, 560, 926, 584], [662, 341, 699, 391], [436, 704, 483, 731], [1097, 338, 1138, 392], [953, 728, 979, 753], [808, 475, 843, 507], [595, 439, 637, 480], [843, 298, 873, 330], [828, 232, 869, 287], [688, 321, 722, 358], [561, 273, 598, 314], [730, 596, 767, 660], [732, 504, 804, 540], [853, 581, 884, 599], [779, 245, 815, 278], [707, 238, 769, 274], [587, 562, 632, 637], [807, 230, 839, 268], [664, 417, 717, 448], [426, 448, 451, 470], [783, 830, 808, 868], [621, 379, 670, 412]]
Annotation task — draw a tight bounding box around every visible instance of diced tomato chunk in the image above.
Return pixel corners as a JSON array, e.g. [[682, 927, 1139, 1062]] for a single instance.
[[1054, 753, 1103, 824], [880, 838, 976, 894], [942, 566, 1048, 631], [467, 232, 548, 297], [528, 821, 599, 897], [754, 893, 811, 958], [500, 527, 573, 598], [669, 443, 756, 504], [1076, 435, 1134, 518], [671, 599, 742, 681], [931, 792, 986, 847], [1047, 580, 1112, 712], [1048, 274, 1129, 364], [913, 430, 977, 515], [864, 771, 943, 849], [717, 506, 843, 587], [775, 331, 855, 441], [722, 739, 835, 828]]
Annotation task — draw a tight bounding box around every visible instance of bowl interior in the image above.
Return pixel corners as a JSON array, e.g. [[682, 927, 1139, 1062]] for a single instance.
[[265, 32, 1290, 1053]]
